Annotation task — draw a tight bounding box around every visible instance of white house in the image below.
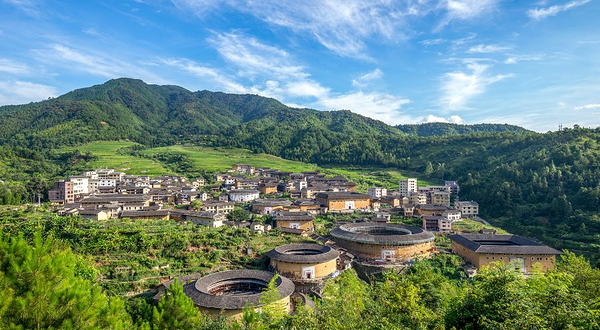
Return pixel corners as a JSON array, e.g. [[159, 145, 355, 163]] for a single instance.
[[368, 187, 387, 198], [229, 189, 260, 203], [456, 201, 479, 217], [69, 176, 89, 195]]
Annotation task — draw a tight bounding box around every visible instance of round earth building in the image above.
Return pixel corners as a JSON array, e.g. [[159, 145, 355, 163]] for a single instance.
[[330, 223, 435, 262], [267, 243, 339, 282], [183, 269, 295, 318]]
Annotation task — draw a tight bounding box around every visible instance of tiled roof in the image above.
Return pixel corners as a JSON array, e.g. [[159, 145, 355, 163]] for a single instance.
[[183, 270, 294, 310], [448, 234, 562, 255], [267, 243, 339, 263]]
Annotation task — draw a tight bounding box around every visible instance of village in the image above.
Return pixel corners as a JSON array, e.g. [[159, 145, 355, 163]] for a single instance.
[[47, 164, 561, 317]]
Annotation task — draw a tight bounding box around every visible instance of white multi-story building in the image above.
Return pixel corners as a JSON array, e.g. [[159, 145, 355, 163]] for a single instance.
[[456, 201, 479, 217], [228, 189, 260, 203], [408, 191, 427, 205], [368, 187, 387, 198], [399, 178, 417, 196], [68, 176, 89, 195], [442, 210, 462, 221]]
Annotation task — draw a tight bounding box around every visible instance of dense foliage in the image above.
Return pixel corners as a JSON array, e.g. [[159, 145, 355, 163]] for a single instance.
[[1, 215, 598, 329]]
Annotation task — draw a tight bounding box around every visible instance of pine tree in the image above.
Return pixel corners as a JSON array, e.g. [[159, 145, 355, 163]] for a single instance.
[[0, 229, 133, 330], [150, 279, 204, 330]]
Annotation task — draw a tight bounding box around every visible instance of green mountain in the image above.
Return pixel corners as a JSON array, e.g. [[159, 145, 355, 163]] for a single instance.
[[396, 122, 531, 136], [0, 78, 530, 149]]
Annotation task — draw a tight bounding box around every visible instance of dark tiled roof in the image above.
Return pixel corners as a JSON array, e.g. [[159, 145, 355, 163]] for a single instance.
[[417, 204, 450, 210], [121, 210, 168, 218], [229, 189, 260, 194], [315, 192, 371, 200], [280, 227, 308, 235], [252, 199, 293, 207], [330, 223, 435, 246], [275, 211, 314, 222], [267, 243, 339, 263], [448, 234, 562, 255], [183, 270, 294, 310]]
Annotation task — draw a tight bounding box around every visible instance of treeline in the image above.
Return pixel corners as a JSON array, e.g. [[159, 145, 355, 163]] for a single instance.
[[0, 225, 598, 329], [0, 147, 97, 205]]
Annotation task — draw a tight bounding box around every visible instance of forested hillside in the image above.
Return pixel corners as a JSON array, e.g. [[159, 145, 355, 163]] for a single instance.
[[396, 122, 531, 136], [0, 78, 598, 260]]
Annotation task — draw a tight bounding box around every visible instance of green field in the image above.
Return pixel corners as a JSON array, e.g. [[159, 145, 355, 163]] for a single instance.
[[59, 141, 440, 191], [58, 141, 170, 176]]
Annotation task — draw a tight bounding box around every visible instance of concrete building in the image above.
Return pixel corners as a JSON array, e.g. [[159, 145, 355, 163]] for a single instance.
[[228, 189, 260, 203], [201, 201, 234, 214], [448, 234, 561, 273], [445, 181, 460, 195], [431, 191, 451, 207], [456, 201, 479, 217], [48, 180, 74, 205], [68, 176, 89, 196], [422, 216, 452, 233], [399, 178, 417, 196], [367, 187, 387, 198]]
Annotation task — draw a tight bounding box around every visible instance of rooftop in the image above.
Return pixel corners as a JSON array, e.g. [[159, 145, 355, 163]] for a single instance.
[[183, 270, 294, 310], [315, 192, 371, 200], [267, 243, 339, 264], [448, 234, 561, 255], [331, 223, 435, 246]]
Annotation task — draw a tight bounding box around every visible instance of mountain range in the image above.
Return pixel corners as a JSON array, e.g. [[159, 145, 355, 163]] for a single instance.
[[0, 78, 528, 150]]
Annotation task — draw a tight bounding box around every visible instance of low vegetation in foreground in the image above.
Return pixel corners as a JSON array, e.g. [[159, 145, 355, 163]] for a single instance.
[[0, 214, 598, 330]]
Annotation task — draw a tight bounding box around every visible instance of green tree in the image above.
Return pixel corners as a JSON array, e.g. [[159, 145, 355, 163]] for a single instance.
[[149, 279, 204, 330], [0, 229, 132, 330]]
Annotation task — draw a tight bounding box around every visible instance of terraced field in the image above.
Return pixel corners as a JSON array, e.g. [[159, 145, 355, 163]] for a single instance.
[[59, 141, 440, 190]]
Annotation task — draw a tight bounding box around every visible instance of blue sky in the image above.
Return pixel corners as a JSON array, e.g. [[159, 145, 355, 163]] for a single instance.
[[1, 0, 599, 131]]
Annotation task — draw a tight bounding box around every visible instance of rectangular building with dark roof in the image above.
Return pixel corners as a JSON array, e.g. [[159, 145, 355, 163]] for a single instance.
[[448, 233, 561, 273]]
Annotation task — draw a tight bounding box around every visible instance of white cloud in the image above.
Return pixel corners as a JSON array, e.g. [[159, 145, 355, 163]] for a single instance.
[[421, 114, 464, 124], [285, 81, 330, 98], [164, 31, 411, 124], [39, 44, 166, 83], [0, 80, 56, 105], [1, 0, 40, 15], [468, 44, 512, 53], [438, 0, 500, 29], [318, 91, 411, 124], [503, 54, 544, 64], [0, 58, 31, 75], [160, 58, 248, 93], [172, 0, 499, 59], [527, 0, 591, 20], [421, 39, 446, 46], [352, 68, 383, 88], [440, 61, 512, 110], [574, 103, 600, 110], [208, 32, 307, 80]]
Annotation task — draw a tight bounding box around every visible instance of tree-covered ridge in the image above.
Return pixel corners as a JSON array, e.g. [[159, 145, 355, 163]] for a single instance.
[[396, 122, 531, 136], [0, 78, 531, 150]]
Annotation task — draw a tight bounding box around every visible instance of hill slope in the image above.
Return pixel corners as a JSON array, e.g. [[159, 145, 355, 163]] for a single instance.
[[0, 78, 530, 149]]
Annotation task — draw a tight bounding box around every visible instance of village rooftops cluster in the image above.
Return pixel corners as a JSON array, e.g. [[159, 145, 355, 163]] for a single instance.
[[50, 167, 484, 238]]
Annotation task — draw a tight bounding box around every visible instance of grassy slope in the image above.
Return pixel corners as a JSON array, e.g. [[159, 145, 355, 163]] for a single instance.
[[58, 141, 170, 176], [59, 141, 440, 191]]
